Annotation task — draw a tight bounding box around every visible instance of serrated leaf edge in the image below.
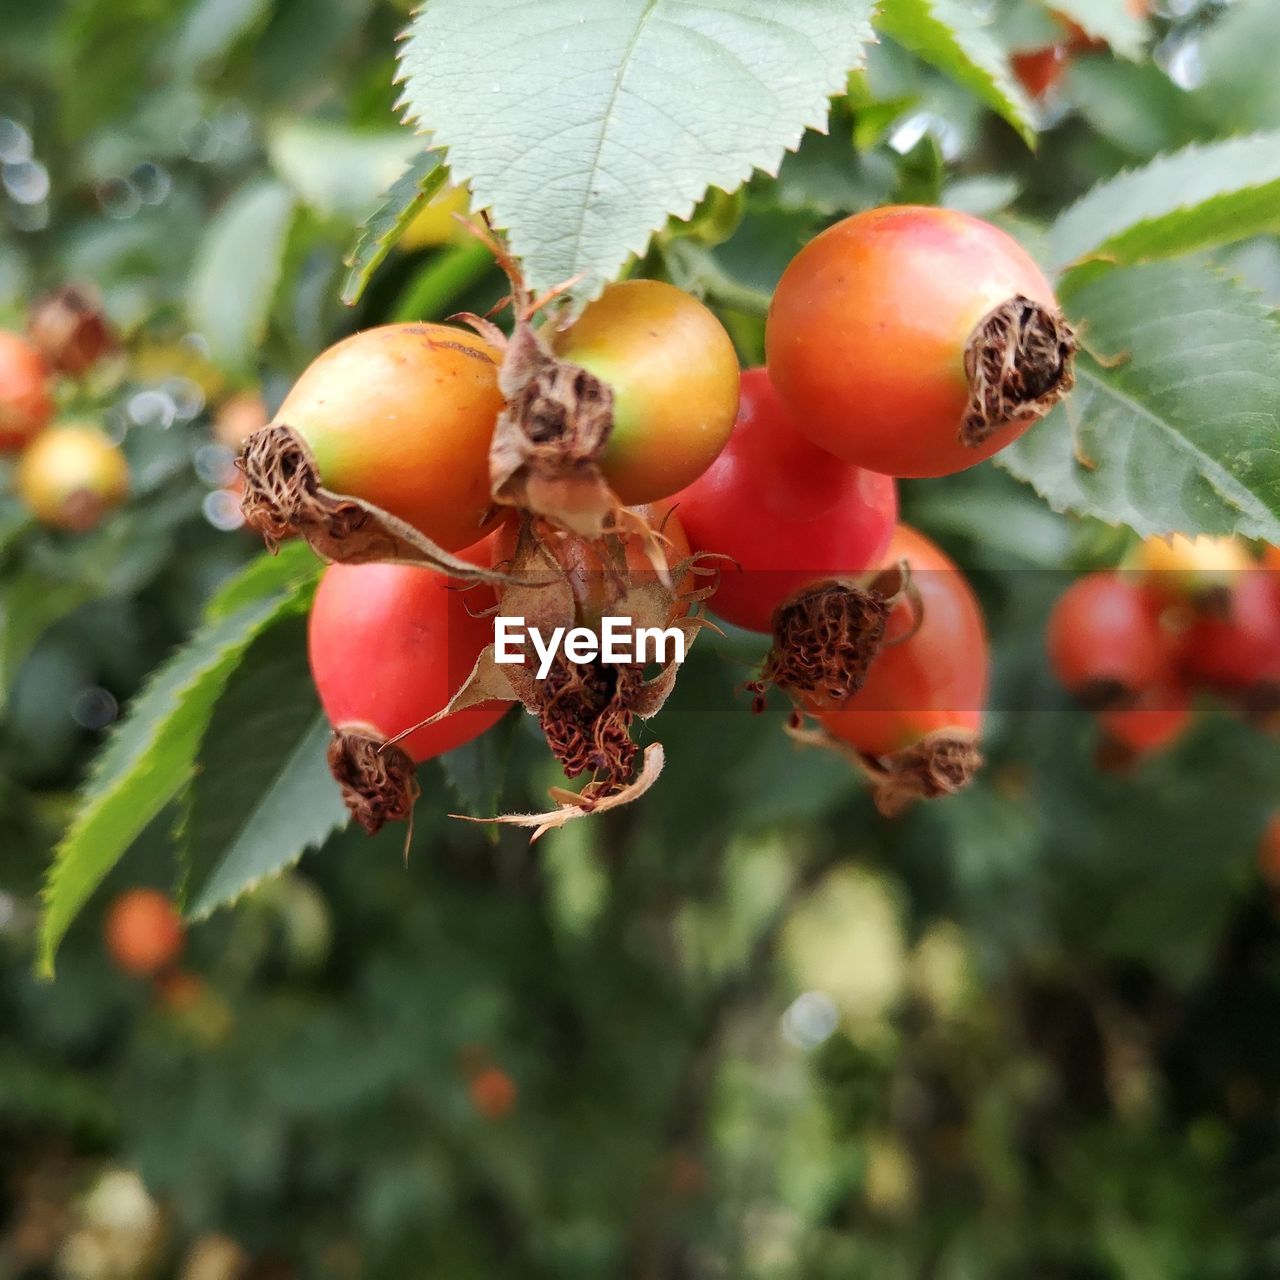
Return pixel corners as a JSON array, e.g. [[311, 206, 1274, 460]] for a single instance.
[[1050, 131, 1280, 272], [394, 4, 879, 300]]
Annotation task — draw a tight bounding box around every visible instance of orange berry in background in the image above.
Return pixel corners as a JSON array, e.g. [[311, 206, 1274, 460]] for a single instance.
[[468, 1067, 517, 1120], [105, 889, 185, 977], [154, 970, 206, 1014], [0, 330, 54, 453], [214, 389, 270, 451], [1013, 45, 1071, 100], [16, 424, 129, 532]]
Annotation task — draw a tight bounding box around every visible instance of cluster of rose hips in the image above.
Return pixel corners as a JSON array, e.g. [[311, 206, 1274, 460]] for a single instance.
[[1048, 534, 1280, 765], [239, 205, 1076, 834], [1012, 0, 1151, 100], [0, 288, 128, 532]]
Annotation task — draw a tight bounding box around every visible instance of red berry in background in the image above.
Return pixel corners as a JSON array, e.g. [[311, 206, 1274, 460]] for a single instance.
[[1181, 571, 1280, 718], [27, 284, 118, 377], [105, 889, 185, 977], [814, 525, 989, 813], [243, 323, 506, 552], [1098, 687, 1192, 763], [766, 206, 1075, 479], [308, 550, 507, 833], [213, 389, 270, 452], [1047, 572, 1175, 708], [17, 424, 129, 531], [0, 330, 54, 453], [674, 368, 897, 634], [1013, 45, 1071, 99], [552, 279, 740, 506], [468, 1066, 517, 1120]]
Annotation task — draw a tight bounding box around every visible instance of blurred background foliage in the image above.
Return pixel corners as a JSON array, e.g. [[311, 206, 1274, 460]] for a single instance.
[[3, 0, 1280, 1276]]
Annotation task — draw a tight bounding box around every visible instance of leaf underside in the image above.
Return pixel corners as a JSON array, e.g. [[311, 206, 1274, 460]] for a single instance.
[[397, 0, 878, 300]]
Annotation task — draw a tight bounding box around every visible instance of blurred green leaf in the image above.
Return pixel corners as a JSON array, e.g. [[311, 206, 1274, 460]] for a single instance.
[[1192, 0, 1280, 135], [171, 0, 271, 71], [1067, 57, 1212, 159], [439, 714, 515, 820], [999, 260, 1280, 542], [37, 550, 318, 975], [341, 150, 448, 306], [0, 572, 94, 715], [1050, 133, 1280, 270], [876, 0, 1037, 147], [182, 615, 348, 920], [268, 120, 421, 220], [397, 0, 878, 299], [188, 180, 297, 371]]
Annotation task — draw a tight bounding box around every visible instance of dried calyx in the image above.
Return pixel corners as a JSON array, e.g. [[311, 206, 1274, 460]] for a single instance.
[[786, 718, 982, 815], [27, 285, 118, 377], [380, 511, 712, 837], [535, 656, 643, 784], [857, 731, 983, 816], [488, 319, 622, 536], [327, 729, 419, 835], [755, 565, 911, 713], [238, 424, 506, 581], [460, 229, 634, 539], [962, 294, 1077, 447]]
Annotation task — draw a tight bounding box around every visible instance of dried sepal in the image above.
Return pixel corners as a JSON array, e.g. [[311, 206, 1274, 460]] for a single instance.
[[327, 728, 419, 834], [238, 424, 510, 581], [962, 294, 1077, 447], [488, 319, 622, 536], [453, 228, 640, 539], [451, 743, 667, 841], [757, 563, 910, 714], [27, 284, 118, 377], [786, 717, 983, 816]]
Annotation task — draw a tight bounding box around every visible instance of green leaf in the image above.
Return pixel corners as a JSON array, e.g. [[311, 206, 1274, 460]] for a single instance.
[[37, 550, 319, 975], [1050, 133, 1280, 270], [182, 616, 348, 921], [171, 0, 271, 71], [267, 120, 422, 221], [0, 572, 93, 714], [1046, 0, 1147, 61], [1192, 0, 1280, 135], [1067, 58, 1215, 160], [875, 0, 1036, 148], [340, 150, 448, 306], [397, 0, 877, 299], [188, 179, 297, 370], [206, 542, 322, 622], [439, 713, 515, 819], [997, 260, 1280, 542]]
